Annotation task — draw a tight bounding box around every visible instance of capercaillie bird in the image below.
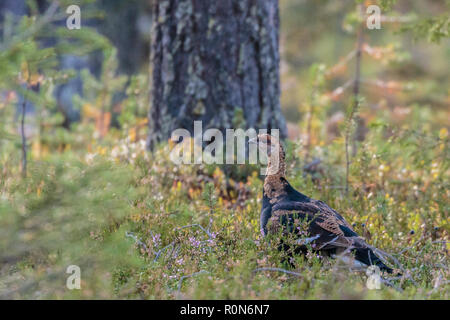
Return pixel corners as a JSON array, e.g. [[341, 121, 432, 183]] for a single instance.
[[249, 133, 393, 273]]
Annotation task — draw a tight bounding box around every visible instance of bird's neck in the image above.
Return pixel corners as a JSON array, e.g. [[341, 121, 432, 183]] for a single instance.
[[265, 147, 286, 178], [263, 147, 287, 199]]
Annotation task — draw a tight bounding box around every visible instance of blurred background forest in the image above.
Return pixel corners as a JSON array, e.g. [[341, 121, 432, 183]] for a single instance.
[[0, 0, 449, 299]]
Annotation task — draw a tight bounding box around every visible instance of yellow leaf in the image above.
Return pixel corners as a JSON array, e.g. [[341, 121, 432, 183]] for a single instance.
[[129, 127, 137, 142], [32, 140, 41, 160], [82, 103, 99, 119], [137, 118, 148, 126], [20, 61, 29, 83], [29, 73, 43, 86]]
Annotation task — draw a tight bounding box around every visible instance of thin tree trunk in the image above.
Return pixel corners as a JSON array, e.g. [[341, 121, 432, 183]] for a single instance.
[[147, 0, 287, 150], [345, 4, 364, 193], [352, 4, 366, 157], [20, 95, 27, 178]]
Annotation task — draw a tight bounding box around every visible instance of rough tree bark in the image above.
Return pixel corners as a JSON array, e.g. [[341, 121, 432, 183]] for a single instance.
[[147, 0, 287, 150]]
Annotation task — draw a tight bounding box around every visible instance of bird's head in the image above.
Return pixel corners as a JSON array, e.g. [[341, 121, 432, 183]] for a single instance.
[[248, 133, 283, 157], [249, 133, 286, 176]]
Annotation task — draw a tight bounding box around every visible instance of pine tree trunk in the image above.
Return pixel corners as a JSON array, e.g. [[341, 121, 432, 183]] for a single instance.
[[147, 0, 287, 150]]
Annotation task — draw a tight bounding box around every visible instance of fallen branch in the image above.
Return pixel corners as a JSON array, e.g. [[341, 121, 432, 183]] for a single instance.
[[370, 246, 418, 286]]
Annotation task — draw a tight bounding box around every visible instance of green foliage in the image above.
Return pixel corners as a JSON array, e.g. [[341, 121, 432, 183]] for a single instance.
[[0, 157, 146, 298], [403, 15, 450, 43], [118, 75, 149, 129], [2, 108, 447, 298], [378, 0, 398, 11], [73, 48, 127, 138], [0, 0, 449, 300]]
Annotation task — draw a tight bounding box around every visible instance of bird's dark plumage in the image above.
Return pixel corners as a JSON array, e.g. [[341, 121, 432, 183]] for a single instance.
[[255, 134, 393, 273]]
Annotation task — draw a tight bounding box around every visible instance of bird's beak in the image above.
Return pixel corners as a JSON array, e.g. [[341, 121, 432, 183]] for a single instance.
[[248, 137, 258, 145]]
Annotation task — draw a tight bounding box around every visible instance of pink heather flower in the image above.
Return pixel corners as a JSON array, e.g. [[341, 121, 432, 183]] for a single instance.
[[152, 233, 161, 247], [188, 236, 201, 247]]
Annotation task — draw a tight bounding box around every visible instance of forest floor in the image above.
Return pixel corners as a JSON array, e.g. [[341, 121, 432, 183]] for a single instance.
[[0, 113, 449, 299]]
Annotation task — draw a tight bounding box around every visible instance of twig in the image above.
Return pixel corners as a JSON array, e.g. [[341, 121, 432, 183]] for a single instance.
[[20, 94, 27, 178], [174, 224, 213, 239], [177, 270, 209, 292], [362, 14, 416, 24], [427, 274, 449, 297], [303, 158, 322, 172], [325, 50, 357, 78], [414, 240, 448, 266], [125, 231, 148, 252], [296, 234, 320, 246], [329, 78, 355, 98], [153, 242, 175, 262], [253, 267, 303, 278], [381, 277, 403, 292], [125, 231, 177, 263], [398, 235, 425, 255], [317, 236, 344, 250], [370, 246, 418, 286]]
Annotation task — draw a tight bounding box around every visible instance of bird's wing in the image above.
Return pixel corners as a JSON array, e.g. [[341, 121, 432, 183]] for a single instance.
[[267, 200, 360, 250], [310, 199, 358, 238], [265, 198, 394, 273], [266, 200, 317, 235]]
